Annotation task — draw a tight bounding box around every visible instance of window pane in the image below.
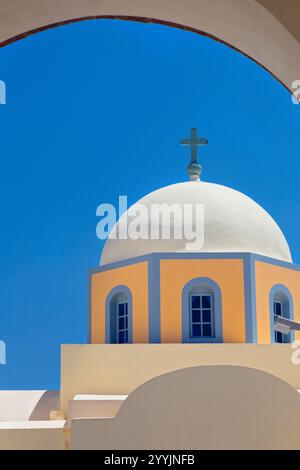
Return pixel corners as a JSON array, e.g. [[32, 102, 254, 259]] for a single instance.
[[118, 331, 124, 343], [202, 295, 211, 308], [118, 303, 125, 316], [202, 324, 212, 337], [192, 309, 201, 323], [274, 302, 282, 316], [189, 291, 215, 340], [119, 317, 126, 330], [191, 296, 200, 308], [202, 309, 211, 322], [119, 330, 128, 344], [192, 324, 201, 337], [275, 331, 283, 343]]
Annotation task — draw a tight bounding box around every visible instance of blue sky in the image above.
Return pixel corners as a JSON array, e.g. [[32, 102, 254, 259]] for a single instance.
[[0, 19, 299, 390]]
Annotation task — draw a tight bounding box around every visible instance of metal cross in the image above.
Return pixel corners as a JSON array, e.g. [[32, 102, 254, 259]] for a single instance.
[[180, 128, 208, 165]]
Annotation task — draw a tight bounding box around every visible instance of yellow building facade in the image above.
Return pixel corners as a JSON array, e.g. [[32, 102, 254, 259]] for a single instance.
[[90, 252, 300, 345]]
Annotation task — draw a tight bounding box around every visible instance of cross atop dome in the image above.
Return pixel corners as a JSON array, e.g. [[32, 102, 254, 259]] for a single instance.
[[180, 127, 208, 181]]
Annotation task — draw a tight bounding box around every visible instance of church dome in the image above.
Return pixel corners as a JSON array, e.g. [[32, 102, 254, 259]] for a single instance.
[[100, 180, 292, 265]]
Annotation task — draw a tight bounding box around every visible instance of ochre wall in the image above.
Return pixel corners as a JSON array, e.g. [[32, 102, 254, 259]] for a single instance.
[[255, 261, 300, 343], [91, 262, 149, 343], [91, 257, 300, 345], [159, 259, 245, 343]]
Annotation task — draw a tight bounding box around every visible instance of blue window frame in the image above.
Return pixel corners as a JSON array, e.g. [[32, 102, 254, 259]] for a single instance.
[[190, 293, 214, 338], [182, 277, 223, 343], [105, 286, 133, 344], [117, 301, 129, 344], [273, 300, 284, 343], [269, 284, 294, 344]]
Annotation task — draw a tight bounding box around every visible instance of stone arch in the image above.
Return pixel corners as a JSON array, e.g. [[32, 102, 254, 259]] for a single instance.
[[0, 1, 299, 95]]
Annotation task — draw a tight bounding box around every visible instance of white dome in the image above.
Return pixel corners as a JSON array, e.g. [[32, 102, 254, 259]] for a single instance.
[[100, 181, 292, 265]]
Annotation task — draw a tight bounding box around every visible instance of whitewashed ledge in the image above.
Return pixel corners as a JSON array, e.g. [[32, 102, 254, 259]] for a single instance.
[[68, 394, 128, 419]]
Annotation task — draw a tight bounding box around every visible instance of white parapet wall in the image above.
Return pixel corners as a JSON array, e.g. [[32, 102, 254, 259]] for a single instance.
[[0, 391, 59, 421], [68, 395, 127, 418], [60, 343, 300, 417], [0, 421, 68, 450]]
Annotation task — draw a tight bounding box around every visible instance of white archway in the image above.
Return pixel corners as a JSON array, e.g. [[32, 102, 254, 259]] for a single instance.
[[0, 0, 299, 94]]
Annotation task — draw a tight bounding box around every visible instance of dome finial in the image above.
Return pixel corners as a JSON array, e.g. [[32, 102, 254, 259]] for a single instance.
[[180, 127, 208, 181]]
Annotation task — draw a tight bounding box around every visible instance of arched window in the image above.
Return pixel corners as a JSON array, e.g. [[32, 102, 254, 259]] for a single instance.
[[182, 277, 223, 343], [105, 286, 133, 344], [269, 284, 294, 344]]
